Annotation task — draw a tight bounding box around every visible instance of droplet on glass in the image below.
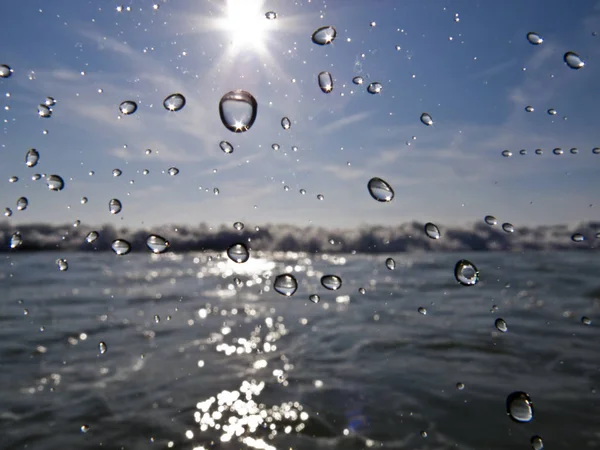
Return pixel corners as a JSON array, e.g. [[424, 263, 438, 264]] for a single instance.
[[281, 117, 291, 130], [547, 108, 557, 115], [484, 215, 497, 225], [0, 64, 12, 78], [163, 93, 186, 111], [56, 258, 68, 271], [32, 174, 41, 181], [81, 424, 90, 433], [25, 149, 39, 167], [309, 294, 320, 304], [321, 275, 342, 290], [530, 435, 544, 450], [233, 222, 244, 231], [311, 26, 337, 45], [502, 150, 512, 157], [38, 104, 52, 118], [86, 231, 99, 243], [46, 175, 64, 191], [4, 208, 12, 217], [318, 71, 333, 93], [265, 11, 277, 20], [73, 220, 80, 228], [456, 382, 465, 390], [581, 316, 592, 326], [535, 148, 543, 155], [98, 341, 107, 355], [526, 32, 543, 45], [593, 148, 600, 154], [520, 149, 527, 155], [317, 194, 324, 201], [10, 232, 22, 249], [454, 259, 479, 286], [220, 141, 234, 154], [81, 197, 88, 204], [274, 273, 298, 296], [146, 235, 170, 254], [227, 243, 250, 263], [570, 147, 578, 154], [219, 90, 258, 133], [502, 223, 515, 233], [44, 96, 56, 107], [418, 307, 427, 315], [552, 148, 563, 155], [420, 113, 433, 126], [424, 222, 440, 239], [109, 199, 122, 215], [571, 233, 585, 242], [112, 168, 122, 177], [111, 239, 131, 256], [352, 76, 364, 85], [495, 318, 508, 332], [525, 105, 534, 112], [272, 143, 280, 151], [299, 188, 306, 195], [119, 100, 137, 115], [358, 287, 366, 294], [168, 167, 179, 176], [367, 177, 394, 202], [386, 257, 396, 270], [367, 82, 382, 94], [8, 176, 18, 183], [16, 197, 28, 211], [506, 391, 534, 423], [564, 51, 584, 69]]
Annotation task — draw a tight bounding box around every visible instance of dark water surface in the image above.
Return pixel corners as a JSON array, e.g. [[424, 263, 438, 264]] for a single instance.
[[1, 251, 599, 450]]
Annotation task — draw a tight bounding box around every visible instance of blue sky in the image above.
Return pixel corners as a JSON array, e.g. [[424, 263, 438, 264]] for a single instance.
[[1, 0, 600, 229]]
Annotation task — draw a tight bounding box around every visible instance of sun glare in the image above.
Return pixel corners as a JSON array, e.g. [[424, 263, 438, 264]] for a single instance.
[[217, 0, 272, 55]]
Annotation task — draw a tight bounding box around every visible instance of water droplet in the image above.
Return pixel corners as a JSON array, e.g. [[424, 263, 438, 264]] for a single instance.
[[16, 197, 28, 211], [227, 243, 250, 263], [86, 231, 99, 243], [4, 208, 12, 217], [119, 100, 137, 115], [367, 82, 383, 94], [370, 21, 376, 27], [44, 96, 56, 107], [358, 287, 366, 294], [484, 215, 497, 225], [309, 294, 320, 304], [318, 71, 333, 93], [81, 424, 90, 433], [530, 435, 544, 450], [80, 197, 88, 204], [273, 273, 298, 296], [46, 175, 64, 191], [109, 199, 122, 215], [98, 341, 107, 354], [8, 176, 18, 183], [502, 150, 512, 157], [168, 167, 179, 176], [352, 76, 364, 85], [526, 32, 543, 45], [56, 258, 68, 271], [581, 316, 592, 326], [418, 307, 427, 315], [525, 105, 534, 112], [317, 194, 324, 201], [311, 26, 337, 45], [367, 177, 394, 202], [73, 220, 80, 228], [233, 222, 244, 231], [456, 382, 465, 390], [420, 113, 433, 126], [154, 315, 160, 323], [547, 108, 557, 115], [495, 318, 508, 332], [220, 141, 234, 154], [32, 174, 41, 181], [112, 168, 122, 177], [593, 147, 600, 154], [265, 11, 277, 20], [502, 223, 515, 233], [506, 391, 534, 423], [272, 143, 280, 151], [386, 257, 396, 270], [424, 222, 441, 239], [571, 233, 585, 242], [299, 189, 306, 195], [111, 239, 131, 256], [321, 275, 342, 290], [395, 44, 401, 51], [0, 64, 12, 78], [454, 259, 479, 286], [552, 148, 563, 155], [213, 188, 220, 195], [420, 431, 428, 438], [520, 149, 527, 155], [163, 93, 186, 111], [25, 149, 40, 167], [281, 117, 291, 130], [146, 235, 170, 254], [219, 90, 258, 133], [564, 51, 584, 69], [38, 104, 52, 118], [570, 147, 578, 154], [535, 148, 543, 155], [10, 232, 22, 249]]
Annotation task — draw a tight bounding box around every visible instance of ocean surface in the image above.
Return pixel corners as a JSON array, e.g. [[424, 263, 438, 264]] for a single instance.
[[1, 251, 599, 450]]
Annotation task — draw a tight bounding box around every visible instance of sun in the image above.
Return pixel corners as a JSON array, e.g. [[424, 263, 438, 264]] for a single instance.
[[215, 0, 273, 56]]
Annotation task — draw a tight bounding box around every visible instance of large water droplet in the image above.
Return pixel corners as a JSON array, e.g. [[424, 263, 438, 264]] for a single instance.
[[227, 243, 250, 263], [111, 239, 131, 256], [86, 231, 99, 243], [109, 199, 122, 215], [564, 51, 584, 69], [502, 223, 515, 233], [168, 167, 179, 176], [309, 294, 320, 304], [265, 11, 277, 20], [318, 71, 333, 93], [386, 257, 396, 270], [454, 259, 479, 286], [311, 26, 337, 45], [163, 93, 186, 111], [46, 175, 64, 191], [99, 341, 107, 355], [321, 275, 342, 290], [38, 104, 52, 118], [56, 258, 68, 271], [526, 32, 543, 45], [367, 177, 394, 202], [495, 318, 508, 332], [25, 149, 39, 167], [16, 197, 28, 211], [506, 391, 534, 423], [119, 100, 138, 115], [219, 90, 257, 133], [274, 274, 298, 296], [525, 105, 535, 112], [352, 76, 364, 85], [502, 150, 512, 157], [220, 141, 234, 154], [484, 215, 497, 225], [10, 232, 22, 249], [281, 117, 291, 130], [530, 435, 544, 450], [420, 113, 433, 126], [571, 233, 585, 242], [0, 64, 12, 78], [367, 82, 383, 94], [424, 222, 440, 239], [147, 235, 170, 254]]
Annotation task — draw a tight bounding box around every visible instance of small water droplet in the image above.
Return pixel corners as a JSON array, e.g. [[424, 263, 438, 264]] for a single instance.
[[569, 147, 578, 154], [38, 104, 52, 118], [281, 117, 291, 130], [395, 44, 401, 51], [552, 148, 563, 155], [535, 148, 543, 155], [233, 222, 244, 231], [271, 143, 280, 151], [530, 435, 544, 450], [547, 108, 557, 115], [386, 257, 396, 270], [456, 382, 465, 390], [16, 197, 28, 211], [213, 188, 220, 195], [571, 233, 585, 242], [502, 223, 515, 233], [317, 194, 324, 201], [168, 167, 179, 176], [520, 149, 527, 155], [564, 51, 584, 69], [86, 231, 99, 243], [4, 208, 12, 217], [495, 318, 508, 332], [32, 174, 41, 181], [593, 147, 600, 155], [309, 294, 320, 304], [317, 71, 333, 93], [370, 21, 376, 27], [109, 199, 122, 215], [525, 105, 534, 112], [81, 424, 90, 433], [25, 149, 40, 167], [506, 391, 534, 423], [502, 150, 512, 157], [220, 141, 234, 154], [265, 11, 277, 20], [0, 64, 12, 78], [10, 232, 22, 249], [73, 220, 80, 228], [146, 235, 170, 254], [311, 26, 337, 45], [44, 96, 56, 107], [581, 316, 592, 326], [46, 175, 64, 191], [163, 93, 186, 111], [358, 287, 366, 295], [420, 113, 433, 126], [227, 243, 250, 263], [112, 168, 122, 177], [8, 176, 18, 183], [367, 177, 394, 202], [299, 189, 306, 195], [274, 273, 298, 296], [119, 100, 137, 115], [56, 258, 68, 271], [321, 275, 342, 290], [98, 341, 107, 354], [418, 307, 427, 315], [454, 259, 479, 286], [352, 76, 364, 85], [367, 82, 383, 94], [424, 223, 440, 239], [111, 239, 131, 256], [219, 90, 258, 133], [81, 197, 88, 204], [154, 314, 161, 323], [484, 215, 497, 225], [526, 32, 543, 45], [420, 431, 428, 438]]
